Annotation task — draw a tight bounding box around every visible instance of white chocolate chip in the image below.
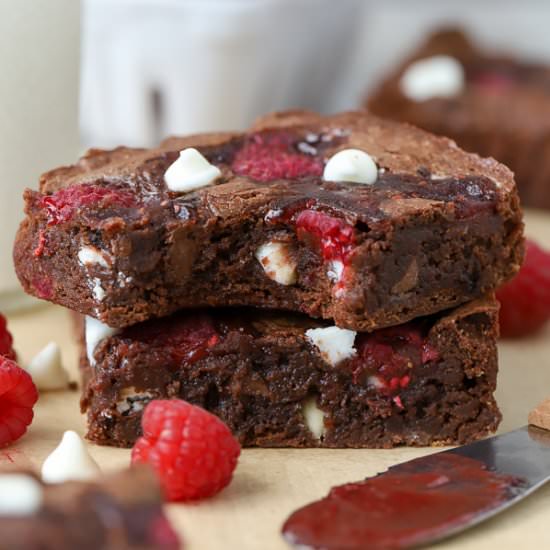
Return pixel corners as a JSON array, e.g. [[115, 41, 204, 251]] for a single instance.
[[255, 241, 297, 285], [327, 260, 344, 282], [116, 387, 153, 414], [27, 342, 69, 391], [0, 474, 43, 515], [164, 148, 221, 193], [92, 278, 105, 301], [85, 316, 120, 366], [323, 149, 378, 185], [400, 55, 464, 101], [264, 208, 283, 223], [302, 397, 326, 439], [78, 245, 111, 303], [368, 375, 386, 390], [78, 246, 111, 269], [41, 430, 100, 484], [117, 272, 133, 288], [305, 326, 357, 366]]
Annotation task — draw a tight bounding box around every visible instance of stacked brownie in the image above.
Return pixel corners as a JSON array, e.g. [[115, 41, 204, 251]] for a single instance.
[[14, 110, 524, 448], [367, 28, 550, 209]]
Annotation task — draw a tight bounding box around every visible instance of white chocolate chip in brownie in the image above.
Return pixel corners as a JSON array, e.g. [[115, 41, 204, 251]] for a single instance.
[[116, 387, 153, 415], [91, 278, 106, 301], [327, 260, 344, 282], [255, 241, 297, 285], [41, 430, 100, 483], [78, 246, 111, 269], [367, 375, 386, 390], [305, 326, 357, 366], [400, 55, 464, 101], [0, 474, 43, 515], [323, 149, 378, 185], [85, 316, 120, 366], [27, 342, 69, 391], [164, 148, 221, 193], [302, 397, 326, 439]]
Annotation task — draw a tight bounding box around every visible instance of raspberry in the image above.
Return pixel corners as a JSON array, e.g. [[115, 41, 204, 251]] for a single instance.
[[472, 71, 515, 93], [0, 315, 16, 361], [40, 183, 137, 226], [131, 399, 241, 502], [295, 209, 355, 263], [351, 323, 438, 409], [31, 276, 54, 300], [124, 314, 220, 364], [496, 239, 550, 338], [232, 131, 323, 182], [0, 357, 38, 447]]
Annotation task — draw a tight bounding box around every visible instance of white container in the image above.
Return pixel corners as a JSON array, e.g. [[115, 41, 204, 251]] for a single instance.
[[80, 0, 365, 148], [0, 0, 80, 309]]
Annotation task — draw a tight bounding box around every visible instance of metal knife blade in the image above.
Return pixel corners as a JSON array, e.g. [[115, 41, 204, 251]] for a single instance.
[[282, 425, 550, 549], [427, 425, 550, 541]]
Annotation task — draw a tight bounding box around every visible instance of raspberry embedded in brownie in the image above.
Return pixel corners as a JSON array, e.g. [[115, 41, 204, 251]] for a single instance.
[[351, 323, 439, 409], [80, 296, 501, 449], [39, 182, 138, 226], [231, 130, 325, 181], [14, 110, 523, 330], [122, 313, 220, 364]]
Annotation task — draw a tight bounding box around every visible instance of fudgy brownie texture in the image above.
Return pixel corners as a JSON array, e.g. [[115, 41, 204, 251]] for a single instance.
[[368, 28, 550, 209], [0, 467, 180, 550], [81, 296, 501, 449], [14, 110, 523, 331]]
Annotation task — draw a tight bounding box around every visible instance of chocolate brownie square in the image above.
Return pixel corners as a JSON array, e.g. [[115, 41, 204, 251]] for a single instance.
[[80, 296, 501, 449], [0, 467, 179, 549], [14, 110, 523, 331], [367, 28, 550, 209]]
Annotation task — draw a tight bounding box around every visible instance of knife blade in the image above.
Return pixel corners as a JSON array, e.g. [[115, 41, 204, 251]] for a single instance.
[[282, 425, 550, 549]]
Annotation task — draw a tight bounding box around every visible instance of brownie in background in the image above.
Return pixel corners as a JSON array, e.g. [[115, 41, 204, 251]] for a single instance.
[[368, 28, 550, 209]]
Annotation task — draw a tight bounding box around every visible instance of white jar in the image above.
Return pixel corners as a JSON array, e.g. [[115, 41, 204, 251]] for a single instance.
[[80, 0, 365, 148]]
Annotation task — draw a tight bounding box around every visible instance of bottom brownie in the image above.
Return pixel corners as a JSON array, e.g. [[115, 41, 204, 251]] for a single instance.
[[80, 297, 501, 448]]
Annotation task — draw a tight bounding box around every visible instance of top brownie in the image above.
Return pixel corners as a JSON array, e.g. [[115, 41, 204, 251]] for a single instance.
[[14, 110, 523, 330], [367, 28, 550, 209]]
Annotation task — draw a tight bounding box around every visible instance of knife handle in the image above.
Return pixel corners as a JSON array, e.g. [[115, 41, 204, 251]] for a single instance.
[[528, 398, 550, 431]]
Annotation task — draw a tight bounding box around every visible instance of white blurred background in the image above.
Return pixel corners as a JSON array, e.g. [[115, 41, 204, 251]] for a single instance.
[[1, 0, 550, 305]]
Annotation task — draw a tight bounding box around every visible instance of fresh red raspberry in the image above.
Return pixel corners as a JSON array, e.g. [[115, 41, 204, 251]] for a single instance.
[[496, 239, 550, 338], [0, 357, 39, 447], [131, 399, 241, 502], [40, 183, 137, 226], [0, 314, 16, 361], [232, 131, 323, 182]]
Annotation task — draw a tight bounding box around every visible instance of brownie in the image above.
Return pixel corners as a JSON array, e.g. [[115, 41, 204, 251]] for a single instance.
[[0, 467, 180, 550], [80, 296, 501, 449], [14, 110, 523, 332], [367, 28, 550, 209]]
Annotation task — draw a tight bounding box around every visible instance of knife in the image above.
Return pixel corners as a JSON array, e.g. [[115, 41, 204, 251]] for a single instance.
[[282, 404, 550, 549]]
